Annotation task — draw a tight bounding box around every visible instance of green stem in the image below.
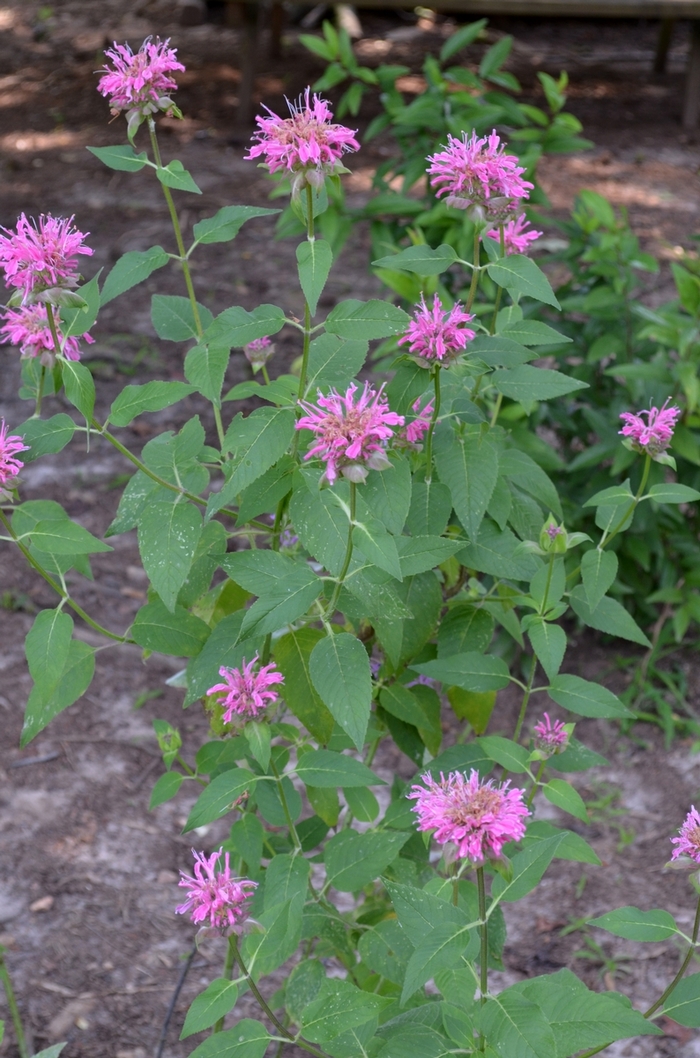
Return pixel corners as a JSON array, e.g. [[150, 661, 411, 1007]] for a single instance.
[[423, 366, 441, 485], [477, 866, 488, 1053], [291, 184, 316, 461], [0, 510, 129, 643], [261, 498, 286, 665], [526, 760, 547, 809], [269, 756, 302, 852], [513, 653, 538, 744], [323, 482, 356, 619], [539, 552, 556, 616], [261, 364, 271, 386], [465, 228, 481, 313], [0, 949, 30, 1058], [213, 938, 238, 1033]]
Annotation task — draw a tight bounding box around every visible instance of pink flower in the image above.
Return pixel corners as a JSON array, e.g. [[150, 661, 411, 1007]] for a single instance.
[[1, 303, 93, 362], [486, 213, 542, 256], [533, 713, 569, 755], [98, 38, 184, 116], [207, 656, 284, 722], [404, 396, 434, 445], [671, 807, 700, 864], [0, 214, 93, 301], [176, 848, 257, 932], [246, 88, 359, 178], [0, 420, 28, 491], [619, 399, 681, 457], [297, 382, 404, 484], [408, 769, 529, 863], [398, 294, 476, 365], [427, 130, 533, 218], [244, 335, 275, 368]]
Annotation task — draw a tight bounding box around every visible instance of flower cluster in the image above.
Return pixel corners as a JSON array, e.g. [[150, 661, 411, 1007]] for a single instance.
[[398, 294, 476, 366], [619, 399, 681, 458], [671, 807, 700, 865], [176, 848, 257, 932], [409, 769, 529, 864], [98, 38, 184, 133], [533, 713, 570, 756], [0, 303, 94, 363], [486, 213, 542, 256], [427, 130, 533, 221], [244, 335, 275, 370], [246, 88, 359, 187], [297, 382, 404, 484], [0, 213, 92, 303], [0, 420, 28, 495], [207, 656, 284, 723]]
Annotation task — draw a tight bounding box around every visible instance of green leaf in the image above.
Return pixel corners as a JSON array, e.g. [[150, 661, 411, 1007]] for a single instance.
[[27, 520, 111, 555], [361, 455, 412, 536], [569, 586, 651, 647], [402, 919, 478, 1003], [131, 598, 211, 657], [151, 294, 212, 341], [358, 920, 413, 985], [589, 906, 679, 942], [459, 519, 540, 581], [547, 673, 634, 719], [32, 1047, 67, 1058], [395, 535, 463, 577], [192, 205, 279, 245], [352, 514, 402, 581], [542, 778, 589, 822], [289, 477, 349, 575], [492, 365, 588, 402], [372, 570, 441, 669], [491, 834, 564, 903], [297, 238, 333, 316], [380, 684, 432, 729], [438, 604, 494, 658], [22, 616, 95, 746], [406, 479, 452, 536], [480, 990, 556, 1058], [305, 333, 368, 391], [411, 653, 510, 693], [186, 1020, 270, 1058], [156, 158, 202, 194], [138, 499, 201, 612], [295, 749, 383, 788], [209, 408, 296, 517], [479, 735, 530, 773], [184, 344, 230, 407], [220, 549, 303, 595], [61, 272, 101, 338], [301, 978, 389, 1044], [184, 767, 257, 831], [180, 979, 239, 1038], [15, 414, 75, 461], [526, 619, 566, 681], [372, 243, 458, 275], [440, 18, 487, 60], [500, 320, 572, 346], [61, 359, 95, 420], [310, 634, 372, 750], [237, 456, 295, 525], [243, 720, 271, 771], [109, 381, 195, 427], [487, 254, 560, 309], [25, 608, 73, 694], [385, 880, 468, 945], [583, 481, 634, 508], [648, 482, 700, 504], [87, 144, 147, 171], [101, 246, 169, 305], [579, 550, 616, 614], [660, 972, 700, 1026], [325, 298, 410, 340], [386, 360, 432, 416], [324, 829, 409, 891], [500, 448, 562, 518], [205, 304, 286, 349], [434, 424, 499, 540], [344, 785, 379, 822], [149, 771, 184, 809], [264, 853, 310, 911], [285, 960, 326, 1024], [273, 628, 334, 743], [239, 571, 322, 639], [468, 334, 533, 368], [524, 821, 601, 866]]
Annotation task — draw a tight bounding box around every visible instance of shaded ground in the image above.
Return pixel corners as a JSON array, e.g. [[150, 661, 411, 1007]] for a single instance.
[[1, 2, 700, 1056]]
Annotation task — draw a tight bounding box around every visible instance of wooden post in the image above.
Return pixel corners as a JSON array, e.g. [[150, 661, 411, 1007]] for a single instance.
[[654, 18, 674, 73], [683, 20, 700, 128]]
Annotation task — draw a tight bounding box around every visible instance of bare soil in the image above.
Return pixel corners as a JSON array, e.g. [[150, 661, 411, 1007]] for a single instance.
[[1, 2, 700, 1056]]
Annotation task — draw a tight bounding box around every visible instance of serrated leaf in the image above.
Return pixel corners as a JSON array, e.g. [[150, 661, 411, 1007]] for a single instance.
[[492, 365, 589, 402], [402, 920, 478, 1003], [547, 673, 634, 719], [22, 632, 95, 746], [151, 294, 212, 341], [131, 598, 211, 657], [487, 254, 560, 308], [352, 515, 402, 580], [138, 498, 201, 612], [500, 320, 572, 346], [156, 158, 202, 194], [527, 618, 566, 681], [192, 205, 279, 245], [660, 972, 700, 1026], [325, 298, 410, 340], [481, 990, 556, 1058], [543, 778, 589, 822], [273, 628, 334, 743], [295, 749, 383, 788], [310, 634, 372, 750], [647, 482, 700, 504], [15, 414, 75, 461], [184, 344, 230, 407], [209, 407, 295, 517], [301, 978, 389, 1044], [324, 829, 409, 891], [406, 479, 452, 536], [27, 520, 111, 555], [589, 906, 679, 942], [184, 768, 257, 831], [101, 246, 169, 305], [87, 144, 147, 171], [109, 381, 195, 427], [305, 333, 368, 391], [395, 535, 463, 576], [569, 586, 651, 646], [297, 238, 333, 316], [186, 1020, 270, 1058], [479, 734, 530, 773], [361, 455, 412, 536], [180, 979, 239, 1038], [149, 771, 184, 809], [61, 359, 95, 419], [372, 243, 458, 275], [205, 304, 286, 349], [239, 571, 322, 639], [411, 653, 510, 692], [434, 424, 499, 540], [581, 549, 618, 612], [491, 834, 564, 903]]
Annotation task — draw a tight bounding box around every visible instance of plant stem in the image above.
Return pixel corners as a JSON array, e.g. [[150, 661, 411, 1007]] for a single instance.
[[526, 760, 547, 809], [539, 552, 556, 616], [0, 949, 30, 1058], [291, 184, 316, 461], [513, 653, 538, 744], [423, 366, 441, 485], [465, 228, 481, 313], [269, 756, 302, 852], [477, 866, 488, 1053], [0, 509, 129, 643], [324, 482, 356, 619], [212, 937, 238, 1033], [601, 454, 652, 550]]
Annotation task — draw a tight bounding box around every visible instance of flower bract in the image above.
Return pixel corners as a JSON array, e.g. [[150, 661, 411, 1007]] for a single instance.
[[176, 848, 257, 932], [1, 303, 93, 362], [246, 88, 359, 177], [0, 420, 28, 491], [297, 382, 404, 484], [427, 130, 533, 219], [671, 806, 700, 864], [0, 214, 92, 301], [619, 399, 681, 457], [207, 656, 284, 723], [486, 213, 542, 256], [408, 769, 529, 863], [398, 293, 475, 365]]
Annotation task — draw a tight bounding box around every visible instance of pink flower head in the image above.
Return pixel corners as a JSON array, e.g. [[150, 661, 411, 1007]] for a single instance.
[[486, 213, 542, 256], [207, 655, 284, 723], [176, 848, 257, 932], [408, 769, 529, 864], [398, 294, 476, 366], [0, 420, 28, 491], [403, 396, 434, 445], [427, 130, 532, 219], [671, 807, 700, 864], [98, 38, 184, 118], [533, 713, 569, 755], [296, 381, 404, 485], [244, 335, 275, 368], [619, 399, 681, 458], [246, 88, 359, 180], [1, 303, 93, 362], [0, 214, 92, 301]]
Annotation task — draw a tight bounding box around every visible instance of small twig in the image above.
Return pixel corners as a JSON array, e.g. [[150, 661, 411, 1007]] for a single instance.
[[154, 944, 197, 1058], [9, 752, 59, 768]]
